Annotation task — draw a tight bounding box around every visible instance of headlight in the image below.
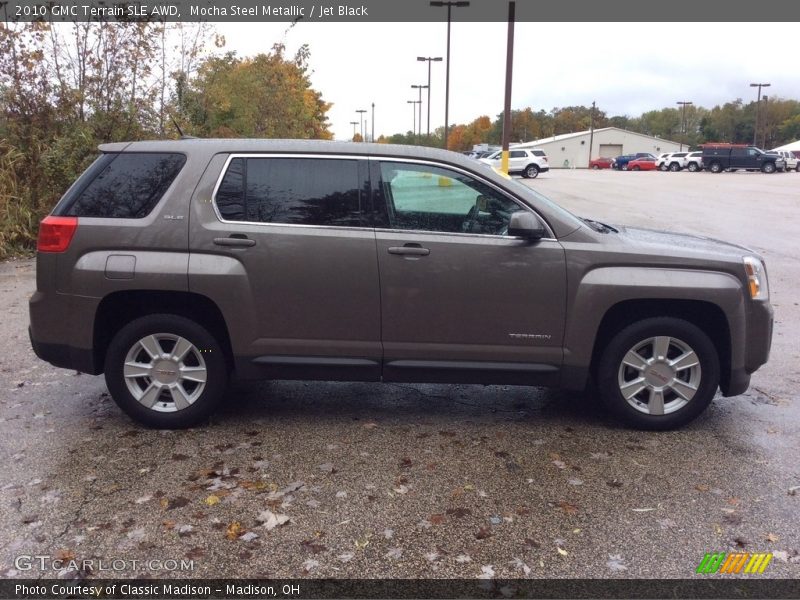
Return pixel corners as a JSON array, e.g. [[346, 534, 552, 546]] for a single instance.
[[743, 256, 769, 300]]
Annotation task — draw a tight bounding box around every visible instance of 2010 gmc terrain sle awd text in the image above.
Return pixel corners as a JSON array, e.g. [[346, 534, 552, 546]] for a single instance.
[[29, 140, 773, 430]]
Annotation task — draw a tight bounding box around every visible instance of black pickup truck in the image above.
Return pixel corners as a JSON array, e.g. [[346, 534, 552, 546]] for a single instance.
[[702, 144, 785, 173]]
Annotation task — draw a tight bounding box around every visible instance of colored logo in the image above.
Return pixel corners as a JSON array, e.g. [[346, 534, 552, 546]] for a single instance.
[[696, 552, 772, 574]]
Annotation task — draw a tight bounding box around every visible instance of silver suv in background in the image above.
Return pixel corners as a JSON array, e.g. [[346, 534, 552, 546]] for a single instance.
[[30, 140, 773, 430], [479, 148, 549, 178]]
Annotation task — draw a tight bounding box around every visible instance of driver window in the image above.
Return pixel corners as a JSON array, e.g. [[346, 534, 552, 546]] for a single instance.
[[379, 162, 520, 235]]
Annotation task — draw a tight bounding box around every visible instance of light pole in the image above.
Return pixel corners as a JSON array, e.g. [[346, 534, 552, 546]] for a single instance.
[[349, 121, 359, 140], [676, 100, 692, 151], [588, 100, 595, 168], [371, 102, 375, 143], [429, 1, 470, 149], [355, 109, 367, 141], [750, 82, 770, 147], [762, 95, 769, 149], [417, 56, 442, 139], [411, 84, 428, 144], [407, 100, 420, 140]]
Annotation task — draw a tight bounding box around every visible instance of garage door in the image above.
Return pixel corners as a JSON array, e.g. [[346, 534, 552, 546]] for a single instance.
[[599, 144, 622, 158]]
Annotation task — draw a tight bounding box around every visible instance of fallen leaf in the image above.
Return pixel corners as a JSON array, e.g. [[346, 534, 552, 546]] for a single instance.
[[257, 510, 290, 531], [226, 522, 243, 540], [337, 552, 354, 562], [766, 533, 779, 543], [55, 549, 75, 561], [607, 554, 627, 571], [393, 484, 410, 495], [446, 507, 471, 518], [510, 557, 531, 575], [430, 514, 445, 525], [425, 551, 440, 562], [557, 547, 568, 556], [557, 501, 579, 515], [382, 528, 394, 539], [240, 531, 259, 542], [456, 554, 472, 563], [695, 484, 710, 492], [204, 495, 220, 506], [386, 547, 403, 559], [318, 463, 335, 474], [631, 507, 655, 512], [302, 558, 319, 572], [478, 565, 495, 579], [301, 540, 327, 554], [475, 526, 492, 540]]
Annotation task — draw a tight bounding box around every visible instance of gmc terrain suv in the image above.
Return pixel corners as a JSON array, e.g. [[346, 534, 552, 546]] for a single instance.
[[29, 140, 773, 430]]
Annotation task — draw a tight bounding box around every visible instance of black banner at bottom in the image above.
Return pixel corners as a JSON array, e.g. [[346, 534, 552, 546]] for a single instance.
[[2, 579, 800, 599]]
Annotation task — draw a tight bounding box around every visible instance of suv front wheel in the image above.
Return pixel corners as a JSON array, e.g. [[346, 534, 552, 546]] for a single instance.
[[104, 314, 229, 428], [597, 317, 719, 430]]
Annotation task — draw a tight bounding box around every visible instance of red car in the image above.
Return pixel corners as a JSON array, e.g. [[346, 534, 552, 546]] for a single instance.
[[626, 157, 658, 171], [589, 157, 613, 169]]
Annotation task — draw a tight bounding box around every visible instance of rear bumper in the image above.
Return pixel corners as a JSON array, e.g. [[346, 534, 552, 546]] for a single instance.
[[29, 327, 98, 374]]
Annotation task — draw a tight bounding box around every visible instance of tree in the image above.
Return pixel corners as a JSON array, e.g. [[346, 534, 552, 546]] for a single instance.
[[182, 45, 332, 139]]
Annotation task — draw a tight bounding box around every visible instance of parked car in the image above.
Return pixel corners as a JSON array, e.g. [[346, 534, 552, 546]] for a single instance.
[[479, 148, 549, 178], [702, 144, 785, 173], [30, 139, 773, 430], [589, 157, 613, 169], [767, 150, 798, 172], [666, 152, 691, 171], [685, 151, 704, 172], [612, 153, 657, 170], [655, 153, 673, 171], [626, 157, 658, 171]]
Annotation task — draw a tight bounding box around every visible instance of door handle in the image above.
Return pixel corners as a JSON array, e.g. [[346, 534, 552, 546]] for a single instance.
[[388, 244, 430, 256], [213, 235, 256, 247]]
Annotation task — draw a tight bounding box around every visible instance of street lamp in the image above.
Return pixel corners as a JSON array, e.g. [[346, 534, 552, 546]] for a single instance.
[[429, 1, 470, 149], [676, 100, 692, 152], [407, 100, 420, 141], [411, 84, 428, 144], [417, 56, 442, 139], [371, 102, 375, 143], [355, 109, 367, 141], [750, 83, 770, 147], [349, 121, 359, 140]]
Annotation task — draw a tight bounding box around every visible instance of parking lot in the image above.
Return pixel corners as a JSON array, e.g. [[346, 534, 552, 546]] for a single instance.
[[0, 168, 797, 580]]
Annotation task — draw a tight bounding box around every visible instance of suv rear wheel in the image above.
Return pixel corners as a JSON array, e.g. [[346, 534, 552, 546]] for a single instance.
[[522, 164, 540, 178], [762, 162, 776, 174], [597, 317, 719, 430], [687, 162, 699, 172], [104, 314, 228, 428]]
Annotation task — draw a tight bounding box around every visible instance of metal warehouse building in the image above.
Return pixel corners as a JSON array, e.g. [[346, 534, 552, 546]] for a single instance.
[[512, 127, 682, 169]]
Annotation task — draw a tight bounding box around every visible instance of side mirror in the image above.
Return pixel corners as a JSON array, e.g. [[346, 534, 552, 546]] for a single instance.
[[508, 210, 546, 240]]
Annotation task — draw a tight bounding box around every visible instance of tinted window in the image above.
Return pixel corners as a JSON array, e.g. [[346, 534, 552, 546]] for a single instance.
[[531, 150, 546, 157], [65, 153, 185, 218], [509, 150, 526, 158], [214, 157, 362, 227], [379, 162, 520, 235]]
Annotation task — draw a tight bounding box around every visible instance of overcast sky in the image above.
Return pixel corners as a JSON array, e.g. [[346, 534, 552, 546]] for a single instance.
[[216, 22, 800, 141]]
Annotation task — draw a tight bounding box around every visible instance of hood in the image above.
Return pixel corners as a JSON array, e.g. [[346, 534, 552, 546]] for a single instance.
[[614, 225, 757, 262]]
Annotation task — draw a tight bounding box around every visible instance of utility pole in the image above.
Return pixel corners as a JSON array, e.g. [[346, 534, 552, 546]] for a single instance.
[[417, 56, 442, 139], [762, 95, 769, 149], [750, 82, 770, 147], [429, 1, 470, 149], [371, 103, 375, 143], [350, 121, 359, 140], [676, 100, 692, 151], [407, 100, 420, 140], [588, 100, 595, 168], [500, 1, 515, 174], [356, 109, 367, 142]]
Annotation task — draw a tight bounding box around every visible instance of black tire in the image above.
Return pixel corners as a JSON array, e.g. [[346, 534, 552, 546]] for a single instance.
[[762, 162, 776, 174], [597, 317, 720, 430], [687, 162, 699, 172], [104, 314, 229, 428], [591, 164, 600, 170], [709, 161, 723, 173], [668, 162, 681, 172], [658, 164, 668, 171], [631, 165, 640, 171], [524, 164, 539, 178]]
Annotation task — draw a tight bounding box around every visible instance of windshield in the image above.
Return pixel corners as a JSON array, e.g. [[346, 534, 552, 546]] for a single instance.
[[499, 174, 585, 231]]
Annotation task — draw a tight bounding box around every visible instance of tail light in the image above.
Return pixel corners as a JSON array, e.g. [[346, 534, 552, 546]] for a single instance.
[[37, 216, 78, 252]]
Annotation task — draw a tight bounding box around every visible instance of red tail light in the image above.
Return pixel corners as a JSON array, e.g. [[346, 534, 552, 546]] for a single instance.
[[37, 216, 78, 253]]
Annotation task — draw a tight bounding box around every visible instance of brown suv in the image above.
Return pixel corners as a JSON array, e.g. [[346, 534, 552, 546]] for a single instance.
[[29, 140, 773, 430]]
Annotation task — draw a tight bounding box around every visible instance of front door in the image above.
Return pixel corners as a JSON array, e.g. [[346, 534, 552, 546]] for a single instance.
[[371, 160, 567, 385]]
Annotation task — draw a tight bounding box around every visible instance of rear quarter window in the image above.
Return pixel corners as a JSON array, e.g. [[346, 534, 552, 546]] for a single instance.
[[61, 153, 186, 218]]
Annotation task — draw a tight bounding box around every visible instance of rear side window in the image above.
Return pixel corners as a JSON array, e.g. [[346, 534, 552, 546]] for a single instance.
[[63, 153, 185, 218], [531, 150, 546, 157], [214, 157, 362, 227]]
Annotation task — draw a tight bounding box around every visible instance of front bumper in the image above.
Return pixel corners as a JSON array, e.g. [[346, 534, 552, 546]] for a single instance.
[[722, 300, 773, 397]]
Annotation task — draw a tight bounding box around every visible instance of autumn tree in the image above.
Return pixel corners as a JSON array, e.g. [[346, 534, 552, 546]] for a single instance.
[[182, 45, 332, 139]]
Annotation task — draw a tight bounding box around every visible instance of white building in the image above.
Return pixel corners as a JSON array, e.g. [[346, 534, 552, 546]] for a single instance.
[[773, 139, 800, 155], [512, 127, 683, 169]]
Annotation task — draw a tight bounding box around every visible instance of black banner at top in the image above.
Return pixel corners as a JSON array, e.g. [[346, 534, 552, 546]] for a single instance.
[[2, 0, 800, 22]]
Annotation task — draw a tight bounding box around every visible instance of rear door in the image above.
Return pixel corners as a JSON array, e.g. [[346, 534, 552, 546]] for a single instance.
[[370, 159, 566, 385], [189, 154, 382, 380], [508, 150, 528, 172]]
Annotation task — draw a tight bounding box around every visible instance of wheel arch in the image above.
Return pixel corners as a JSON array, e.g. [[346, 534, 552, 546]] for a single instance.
[[588, 298, 732, 394], [93, 290, 234, 375]]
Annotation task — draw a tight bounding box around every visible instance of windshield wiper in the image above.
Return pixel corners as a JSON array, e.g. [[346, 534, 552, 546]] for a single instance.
[[581, 218, 618, 233]]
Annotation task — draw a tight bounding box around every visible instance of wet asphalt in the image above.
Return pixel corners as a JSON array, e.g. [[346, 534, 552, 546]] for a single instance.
[[0, 168, 797, 580]]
